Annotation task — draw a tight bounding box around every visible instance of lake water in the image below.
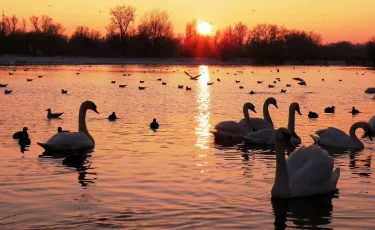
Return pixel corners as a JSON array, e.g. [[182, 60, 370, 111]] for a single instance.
[[1, 65, 375, 229]]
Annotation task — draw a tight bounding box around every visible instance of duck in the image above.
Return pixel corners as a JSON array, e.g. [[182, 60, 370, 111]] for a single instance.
[[185, 86, 192, 91], [13, 127, 29, 139], [239, 86, 244, 89], [351, 107, 360, 115], [18, 133, 31, 146], [207, 82, 213, 86], [150, 118, 159, 130], [61, 89, 68, 94], [249, 90, 255, 94], [162, 82, 167, 85], [157, 78, 162, 81], [322, 79, 325, 81], [38, 101, 99, 152], [38, 75, 43, 78], [339, 79, 342, 82], [217, 78, 220, 82], [310, 122, 372, 149], [271, 128, 340, 198], [286, 84, 291, 87], [27, 79, 33, 82], [140, 80, 145, 83], [108, 112, 118, 121], [46, 108, 64, 119], [235, 80, 240, 83], [119, 84, 127, 88], [178, 85, 184, 89], [62, 149, 86, 167], [308, 111, 319, 118], [268, 84, 275, 88], [57, 127, 70, 133], [138, 86, 146, 90], [324, 106, 335, 113], [4, 89, 12, 94], [257, 81, 263, 84], [8, 72, 14, 75], [0, 84, 8, 87], [111, 81, 116, 84], [281, 89, 287, 93]]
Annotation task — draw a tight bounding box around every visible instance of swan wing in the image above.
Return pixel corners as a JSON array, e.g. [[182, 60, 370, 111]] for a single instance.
[[369, 115, 375, 129], [239, 118, 273, 131], [286, 145, 310, 175], [38, 132, 93, 151], [215, 121, 247, 135], [316, 127, 352, 147], [289, 145, 338, 197], [242, 129, 275, 144]]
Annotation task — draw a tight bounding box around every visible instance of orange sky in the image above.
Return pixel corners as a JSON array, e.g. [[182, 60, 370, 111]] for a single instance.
[[1, 0, 374, 43]]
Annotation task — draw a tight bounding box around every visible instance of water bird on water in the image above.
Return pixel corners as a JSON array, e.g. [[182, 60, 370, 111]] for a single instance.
[[57, 127, 69, 133], [46, 108, 64, 119], [178, 85, 184, 89], [272, 128, 340, 198], [249, 90, 255, 94], [268, 84, 275, 88], [351, 107, 360, 115], [9, 72, 14, 75], [4, 89, 12, 94], [162, 82, 167, 85], [339, 79, 342, 82], [111, 81, 116, 84], [217, 78, 220, 82], [140, 80, 145, 83], [157, 78, 162, 81], [61, 89, 68, 94], [257, 81, 263, 84], [27, 79, 33, 82], [239, 86, 244, 89], [286, 84, 291, 87], [281, 89, 287, 93], [308, 111, 319, 118], [235, 80, 240, 83], [13, 127, 29, 139], [324, 106, 335, 114], [207, 82, 213, 86], [38, 101, 99, 152], [186, 86, 192, 90], [150, 118, 159, 130], [108, 112, 118, 121], [119, 84, 127, 88], [38, 75, 43, 78], [0, 84, 8, 87], [138, 86, 146, 90], [322, 79, 325, 81]]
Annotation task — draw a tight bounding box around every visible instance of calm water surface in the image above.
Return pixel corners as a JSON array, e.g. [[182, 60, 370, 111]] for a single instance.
[[0, 65, 375, 229]]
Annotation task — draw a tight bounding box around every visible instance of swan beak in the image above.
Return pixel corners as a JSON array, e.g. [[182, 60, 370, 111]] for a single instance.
[[252, 109, 257, 113], [275, 104, 278, 109], [93, 109, 99, 114], [297, 109, 302, 116]]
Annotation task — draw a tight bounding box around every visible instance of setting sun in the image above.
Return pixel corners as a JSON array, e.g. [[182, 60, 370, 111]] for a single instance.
[[197, 21, 212, 35]]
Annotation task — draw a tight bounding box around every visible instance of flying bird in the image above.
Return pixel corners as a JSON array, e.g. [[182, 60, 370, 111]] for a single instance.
[[184, 71, 201, 80], [292, 77, 306, 86]]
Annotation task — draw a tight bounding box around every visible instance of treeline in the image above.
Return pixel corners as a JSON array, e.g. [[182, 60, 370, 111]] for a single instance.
[[0, 5, 374, 66]]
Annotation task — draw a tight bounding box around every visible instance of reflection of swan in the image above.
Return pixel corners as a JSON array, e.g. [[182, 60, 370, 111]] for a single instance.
[[272, 194, 335, 229], [239, 97, 278, 131], [38, 101, 99, 152], [212, 103, 256, 140], [241, 102, 301, 145], [272, 128, 340, 198], [310, 122, 372, 149]]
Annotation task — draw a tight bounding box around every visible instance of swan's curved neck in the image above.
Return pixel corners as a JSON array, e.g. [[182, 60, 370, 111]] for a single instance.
[[287, 106, 296, 132], [243, 106, 252, 128], [349, 122, 366, 146], [263, 100, 273, 127], [272, 140, 291, 198], [78, 105, 94, 143]]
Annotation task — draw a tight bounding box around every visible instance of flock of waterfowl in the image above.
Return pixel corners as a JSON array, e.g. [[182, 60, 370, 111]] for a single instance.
[[3, 66, 375, 199]]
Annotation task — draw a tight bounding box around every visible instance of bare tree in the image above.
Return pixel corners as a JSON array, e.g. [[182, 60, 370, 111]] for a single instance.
[[29, 15, 40, 33], [233, 22, 248, 48], [109, 5, 136, 42], [185, 19, 197, 41], [10, 15, 19, 33], [138, 9, 173, 40], [20, 18, 27, 33]]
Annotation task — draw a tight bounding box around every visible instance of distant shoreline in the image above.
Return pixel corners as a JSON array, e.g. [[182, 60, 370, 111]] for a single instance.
[[0, 55, 370, 67]]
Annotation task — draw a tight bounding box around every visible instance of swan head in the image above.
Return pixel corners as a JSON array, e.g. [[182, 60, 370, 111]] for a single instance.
[[360, 123, 373, 141], [46, 108, 51, 112], [275, 127, 293, 146], [82, 101, 99, 114], [290, 102, 302, 115], [267, 97, 278, 109], [244, 103, 256, 113]]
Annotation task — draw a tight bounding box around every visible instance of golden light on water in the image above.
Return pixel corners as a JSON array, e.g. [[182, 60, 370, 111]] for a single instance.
[[195, 65, 211, 149]]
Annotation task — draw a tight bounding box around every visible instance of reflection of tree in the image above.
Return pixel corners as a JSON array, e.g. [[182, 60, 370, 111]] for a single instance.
[[272, 193, 337, 229]]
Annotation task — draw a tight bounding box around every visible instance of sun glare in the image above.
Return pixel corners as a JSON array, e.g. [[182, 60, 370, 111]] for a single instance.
[[197, 22, 212, 35]]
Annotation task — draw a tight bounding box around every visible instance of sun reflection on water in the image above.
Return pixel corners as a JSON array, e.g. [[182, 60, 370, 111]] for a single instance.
[[195, 66, 211, 149]]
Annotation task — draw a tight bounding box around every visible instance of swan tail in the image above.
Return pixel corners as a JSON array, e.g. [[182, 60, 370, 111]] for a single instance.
[[310, 134, 319, 144], [37, 142, 72, 151], [332, 168, 340, 186]]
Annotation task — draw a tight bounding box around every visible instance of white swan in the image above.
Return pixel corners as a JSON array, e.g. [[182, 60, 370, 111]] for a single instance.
[[241, 102, 302, 145], [310, 122, 372, 149], [38, 101, 99, 151], [239, 97, 278, 131], [212, 103, 256, 140], [272, 127, 340, 198], [368, 115, 375, 136]]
